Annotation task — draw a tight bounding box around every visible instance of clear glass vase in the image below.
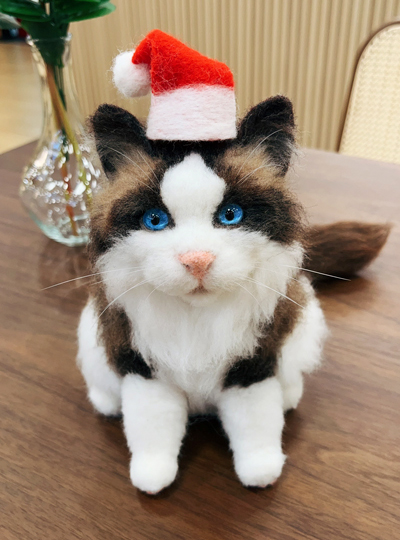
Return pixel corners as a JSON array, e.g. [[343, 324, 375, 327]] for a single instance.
[[20, 34, 100, 247]]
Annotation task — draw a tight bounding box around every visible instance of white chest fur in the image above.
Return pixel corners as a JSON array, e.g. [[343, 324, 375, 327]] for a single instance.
[[122, 286, 265, 411]]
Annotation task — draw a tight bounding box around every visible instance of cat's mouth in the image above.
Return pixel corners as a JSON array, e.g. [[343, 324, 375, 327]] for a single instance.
[[189, 284, 208, 295]]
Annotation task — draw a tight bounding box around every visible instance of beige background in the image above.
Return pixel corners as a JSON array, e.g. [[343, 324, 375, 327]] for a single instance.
[[2, 0, 399, 154], [70, 0, 400, 151], [0, 42, 42, 153]]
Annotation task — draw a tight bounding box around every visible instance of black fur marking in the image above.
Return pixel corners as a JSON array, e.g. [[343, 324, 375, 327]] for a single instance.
[[151, 140, 233, 169], [223, 349, 276, 389], [214, 184, 303, 245], [222, 283, 305, 389], [96, 301, 153, 379], [237, 96, 295, 176], [87, 228, 113, 262], [107, 182, 175, 240], [115, 348, 153, 378], [89, 104, 154, 178]]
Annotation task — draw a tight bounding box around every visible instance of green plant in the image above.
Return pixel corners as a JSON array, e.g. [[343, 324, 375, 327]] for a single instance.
[[0, 1, 115, 63], [0, 0, 115, 236]]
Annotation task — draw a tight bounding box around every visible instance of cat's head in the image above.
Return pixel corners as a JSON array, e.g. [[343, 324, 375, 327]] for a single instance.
[[88, 96, 305, 309]]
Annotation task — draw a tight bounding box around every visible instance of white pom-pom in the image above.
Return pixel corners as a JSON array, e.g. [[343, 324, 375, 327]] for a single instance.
[[112, 50, 151, 98]]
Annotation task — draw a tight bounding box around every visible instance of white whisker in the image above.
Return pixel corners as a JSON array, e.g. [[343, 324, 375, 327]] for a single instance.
[[69, 277, 106, 291], [51, 268, 145, 292], [41, 266, 145, 290], [279, 264, 350, 281], [237, 165, 265, 186], [143, 278, 169, 303], [236, 129, 283, 174], [239, 275, 305, 309], [98, 278, 152, 318], [262, 250, 287, 263], [136, 149, 159, 184], [253, 265, 303, 284], [101, 144, 158, 193], [233, 281, 264, 311]]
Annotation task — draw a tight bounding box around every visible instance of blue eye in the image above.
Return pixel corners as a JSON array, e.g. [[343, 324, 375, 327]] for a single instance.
[[218, 204, 243, 226], [143, 208, 169, 231]]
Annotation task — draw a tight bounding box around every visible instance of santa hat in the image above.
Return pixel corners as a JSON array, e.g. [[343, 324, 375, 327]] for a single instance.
[[112, 29, 237, 141]]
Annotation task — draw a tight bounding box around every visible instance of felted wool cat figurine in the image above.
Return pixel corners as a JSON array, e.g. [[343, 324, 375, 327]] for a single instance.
[[77, 30, 389, 494]]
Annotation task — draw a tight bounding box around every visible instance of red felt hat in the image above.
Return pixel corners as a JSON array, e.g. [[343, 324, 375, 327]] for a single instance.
[[112, 29, 237, 141]]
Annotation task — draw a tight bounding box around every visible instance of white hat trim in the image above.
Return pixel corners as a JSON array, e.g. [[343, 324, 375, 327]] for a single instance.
[[146, 85, 237, 141]]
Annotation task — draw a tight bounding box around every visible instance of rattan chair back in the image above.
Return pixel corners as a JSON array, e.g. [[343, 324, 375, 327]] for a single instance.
[[339, 21, 400, 164]]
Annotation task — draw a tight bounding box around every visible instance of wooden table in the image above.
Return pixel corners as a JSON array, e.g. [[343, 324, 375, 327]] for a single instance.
[[1, 144, 399, 540]]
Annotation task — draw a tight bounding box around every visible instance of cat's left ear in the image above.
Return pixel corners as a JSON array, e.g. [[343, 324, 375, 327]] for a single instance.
[[88, 104, 153, 180], [236, 95, 296, 176]]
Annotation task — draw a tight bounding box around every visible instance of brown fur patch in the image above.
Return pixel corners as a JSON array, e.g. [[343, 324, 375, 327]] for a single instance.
[[305, 221, 391, 280], [91, 287, 152, 378], [88, 155, 163, 263], [92, 287, 132, 366], [214, 145, 305, 245], [223, 280, 308, 388], [216, 144, 285, 183], [262, 280, 308, 352]]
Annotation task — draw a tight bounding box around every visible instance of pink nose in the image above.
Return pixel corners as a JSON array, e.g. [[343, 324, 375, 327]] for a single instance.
[[178, 251, 216, 281]]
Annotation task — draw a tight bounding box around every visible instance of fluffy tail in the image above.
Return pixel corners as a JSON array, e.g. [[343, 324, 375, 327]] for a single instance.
[[305, 222, 391, 281]]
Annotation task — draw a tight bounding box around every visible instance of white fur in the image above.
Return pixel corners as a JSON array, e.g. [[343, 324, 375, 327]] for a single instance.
[[77, 299, 122, 416], [217, 377, 286, 487], [112, 50, 151, 98], [146, 85, 237, 140], [121, 375, 188, 494], [161, 153, 226, 222], [277, 278, 328, 411], [77, 154, 327, 492]]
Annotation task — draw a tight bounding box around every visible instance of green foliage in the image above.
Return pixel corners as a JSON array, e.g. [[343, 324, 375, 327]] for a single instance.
[[0, 0, 115, 36], [0, 0, 115, 65], [0, 1, 49, 22]]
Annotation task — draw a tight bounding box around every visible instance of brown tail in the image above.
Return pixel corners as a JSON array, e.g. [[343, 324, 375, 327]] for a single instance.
[[304, 221, 391, 281]]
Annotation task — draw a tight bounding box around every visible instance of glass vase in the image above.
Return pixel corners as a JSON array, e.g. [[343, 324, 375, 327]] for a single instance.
[[20, 34, 100, 247]]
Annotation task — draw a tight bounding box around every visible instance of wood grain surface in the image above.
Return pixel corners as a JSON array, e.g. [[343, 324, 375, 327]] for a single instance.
[[0, 144, 399, 540]]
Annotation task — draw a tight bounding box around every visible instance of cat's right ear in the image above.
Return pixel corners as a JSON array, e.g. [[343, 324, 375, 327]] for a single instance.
[[88, 104, 153, 179], [236, 96, 296, 176]]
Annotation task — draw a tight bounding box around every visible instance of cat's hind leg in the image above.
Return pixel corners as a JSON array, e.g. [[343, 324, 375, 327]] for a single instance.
[[77, 298, 122, 416]]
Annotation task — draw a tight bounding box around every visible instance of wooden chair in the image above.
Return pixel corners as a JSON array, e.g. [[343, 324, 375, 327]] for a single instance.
[[338, 21, 400, 165]]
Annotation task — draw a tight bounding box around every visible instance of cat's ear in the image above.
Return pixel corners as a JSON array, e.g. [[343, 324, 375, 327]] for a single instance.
[[88, 104, 153, 179], [237, 95, 296, 176]]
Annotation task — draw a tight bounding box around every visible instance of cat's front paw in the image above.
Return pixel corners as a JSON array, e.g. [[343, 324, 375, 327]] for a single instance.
[[234, 449, 286, 488], [129, 454, 178, 494]]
